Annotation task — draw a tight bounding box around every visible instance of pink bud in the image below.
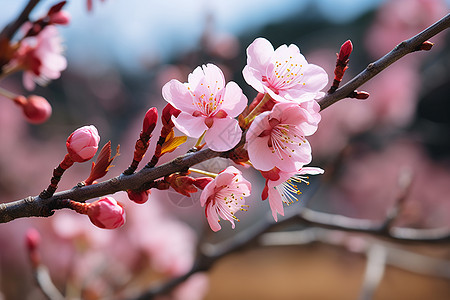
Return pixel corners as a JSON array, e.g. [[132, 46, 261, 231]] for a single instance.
[[25, 228, 41, 252], [49, 11, 71, 25], [21, 95, 52, 124], [162, 103, 181, 124], [127, 189, 150, 204], [338, 40, 353, 62], [66, 125, 100, 162], [87, 196, 125, 229], [142, 107, 158, 136], [193, 177, 214, 190], [48, 1, 66, 15]]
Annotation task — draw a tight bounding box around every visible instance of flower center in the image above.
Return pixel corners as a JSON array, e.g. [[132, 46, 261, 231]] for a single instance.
[[265, 56, 305, 91], [189, 81, 224, 117], [268, 123, 306, 160], [275, 174, 310, 205], [212, 178, 249, 222]]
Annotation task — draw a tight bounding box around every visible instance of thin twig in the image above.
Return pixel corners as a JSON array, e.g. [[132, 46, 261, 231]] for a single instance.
[[0, 0, 41, 40], [358, 245, 387, 300], [34, 266, 65, 300], [318, 13, 450, 110], [0, 15, 449, 228]]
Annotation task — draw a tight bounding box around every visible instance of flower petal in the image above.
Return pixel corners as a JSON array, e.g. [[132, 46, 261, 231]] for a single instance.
[[246, 37, 274, 73], [173, 112, 207, 138], [221, 81, 247, 117], [162, 79, 196, 113], [206, 204, 222, 232], [204, 118, 242, 151]]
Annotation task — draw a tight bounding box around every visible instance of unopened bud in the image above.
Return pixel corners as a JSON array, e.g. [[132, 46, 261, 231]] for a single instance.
[[143, 107, 158, 135], [25, 228, 41, 267], [166, 174, 197, 196], [193, 177, 214, 190], [25, 228, 41, 252], [349, 90, 370, 100], [21, 95, 52, 124], [49, 11, 70, 25], [419, 41, 434, 51], [162, 103, 181, 124], [66, 125, 100, 162], [127, 189, 150, 204], [87, 197, 125, 229], [338, 40, 353, 62]]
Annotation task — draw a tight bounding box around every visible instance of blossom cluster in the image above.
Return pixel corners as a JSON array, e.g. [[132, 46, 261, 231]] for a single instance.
[[163, 37, 327, 229], [16, 36, 328, 233]]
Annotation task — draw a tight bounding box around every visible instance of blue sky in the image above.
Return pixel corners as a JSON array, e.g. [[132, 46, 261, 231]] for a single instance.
[[1, 0, 386, 70]]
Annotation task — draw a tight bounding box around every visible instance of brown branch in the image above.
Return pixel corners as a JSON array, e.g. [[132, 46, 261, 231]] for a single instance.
[[0, 148, 222, 223], [318, 13, 450, 110], [1, 14, 449, 228], [130, 202, 450, 299], [0, 0, 41, 40]]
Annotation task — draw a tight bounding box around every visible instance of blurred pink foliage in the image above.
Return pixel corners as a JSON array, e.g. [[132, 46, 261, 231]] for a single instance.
[[329, 140, 450, 228]]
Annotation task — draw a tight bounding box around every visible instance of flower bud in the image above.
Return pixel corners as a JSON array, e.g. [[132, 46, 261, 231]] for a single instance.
[[25, 228, 41, 267], [87, 197, 125, 229], [49, 11, 71, 25], [193, 177, 214, 190], [25, 228, 41, 252], [21, 95, 52, 124], [338, 40, 353, 62], [162, 103, 181, 125], [143, 107, 158, 136], [66, 125, 100, 162], [127, 189, 150, 204]]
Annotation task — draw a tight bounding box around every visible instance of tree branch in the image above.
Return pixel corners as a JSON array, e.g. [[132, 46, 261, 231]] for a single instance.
[[1, 14, 449, 227], [0, 148, 222, 223], [0, 0, 41, 40], [318, 13, 450, 110]]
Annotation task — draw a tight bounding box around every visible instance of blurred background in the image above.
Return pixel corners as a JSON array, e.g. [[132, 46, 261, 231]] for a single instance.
[[0, 0, 449, 299]]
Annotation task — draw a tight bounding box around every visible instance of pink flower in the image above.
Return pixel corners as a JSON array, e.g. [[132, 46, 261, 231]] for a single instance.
[[243, 37, 328, 103], [66, 125, 100, 163], [162, 64, 247, 151], [11, 25, 67, 90], [87, 196, 125, 229], [261, 167, 324, 221], [246, 101, 320, 172], [200, 166, 251, 231]]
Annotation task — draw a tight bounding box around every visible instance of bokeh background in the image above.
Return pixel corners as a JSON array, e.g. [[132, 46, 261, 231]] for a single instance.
[[0, 0, 449, 299]]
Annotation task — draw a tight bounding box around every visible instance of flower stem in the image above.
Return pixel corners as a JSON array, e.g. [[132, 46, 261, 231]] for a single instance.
[[0, 85, 19, 101], [194, 131, 206, 148], [244, 93, 271, 126], [189, 168, 217, 178]]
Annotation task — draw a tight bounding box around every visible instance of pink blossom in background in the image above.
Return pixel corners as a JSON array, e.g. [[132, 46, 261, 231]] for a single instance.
[[87, 196, 125, 229], [246, 101, 320, 172], [156, 272, 210, 300], [66, 125, 100, 162], [261, 167, 324, 221], [162, 63, 247, 151], [243, 37, 328, 104], [200, 166, 251, 231], [330, 140, 450, 228], [365, 0, 447, 59], [9, 25, 67, 90]]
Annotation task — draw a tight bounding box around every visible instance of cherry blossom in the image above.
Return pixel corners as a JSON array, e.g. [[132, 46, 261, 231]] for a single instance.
[[246, 101, 321, 172], [200, 166, 251, 231], [243, 37, 328, 103], [10, 25, 67, 90], [261, 167, 324, 221], [162, 63, 247, 151]]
